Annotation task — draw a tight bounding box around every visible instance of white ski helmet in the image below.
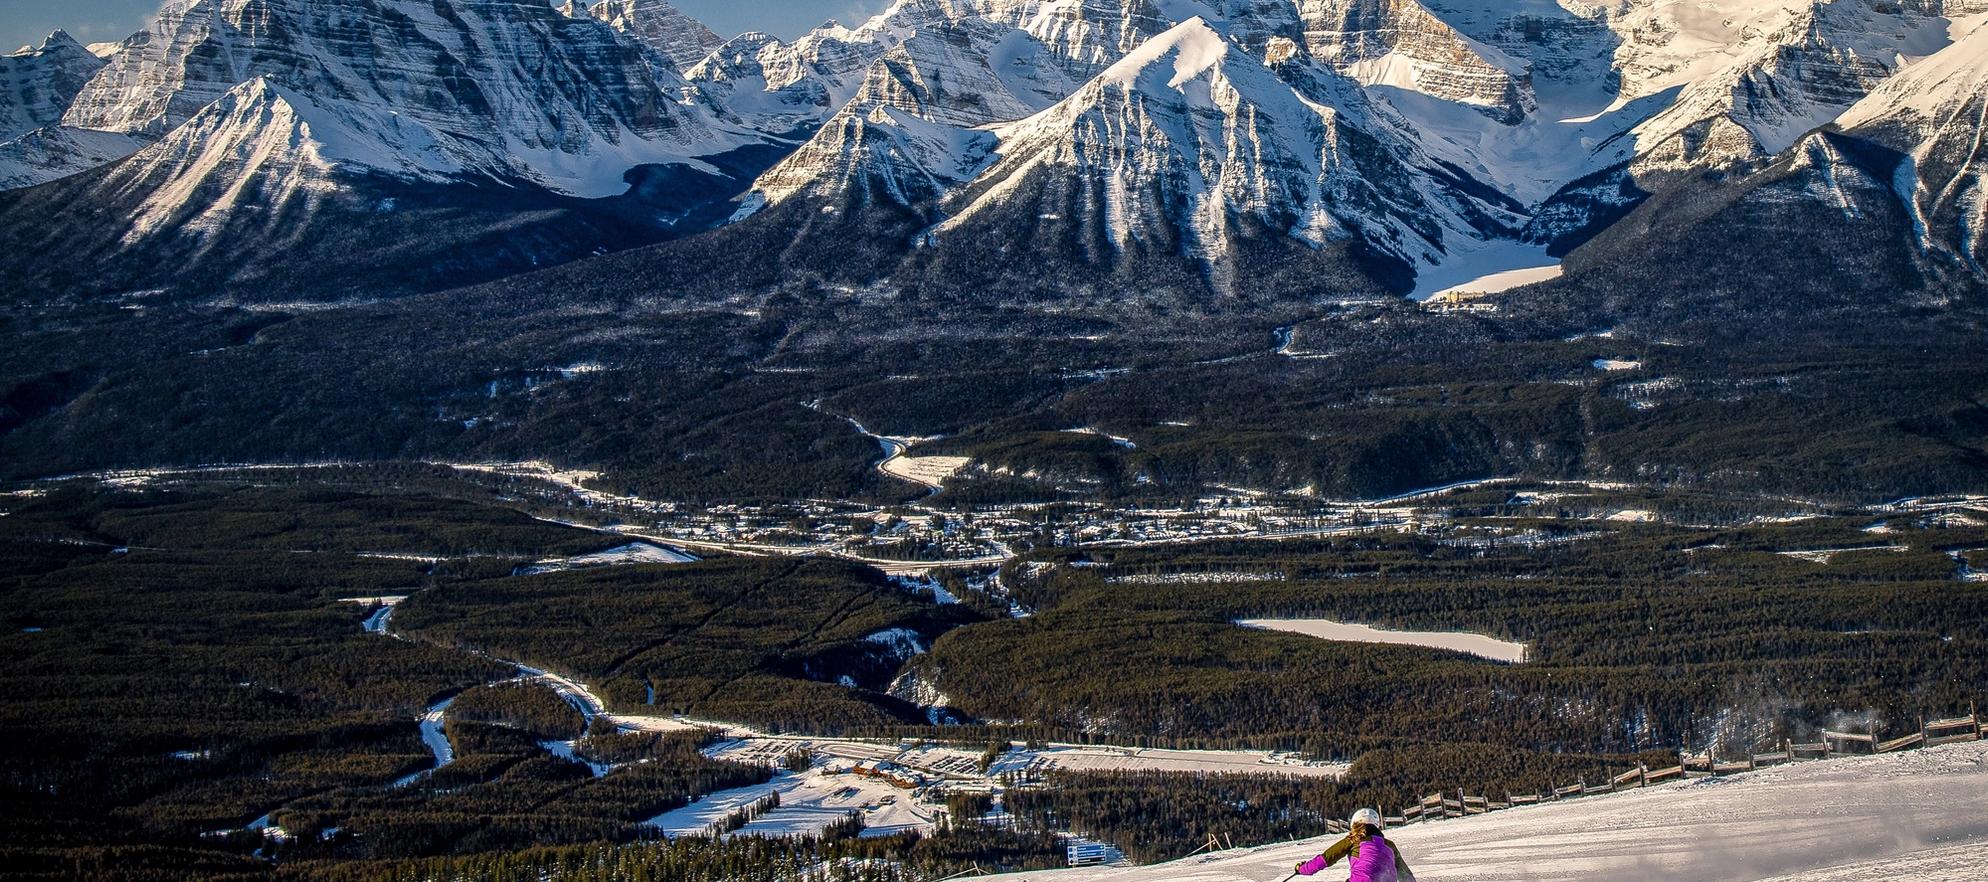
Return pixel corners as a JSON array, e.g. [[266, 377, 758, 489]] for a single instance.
[[1350, 808, 1383, 829]]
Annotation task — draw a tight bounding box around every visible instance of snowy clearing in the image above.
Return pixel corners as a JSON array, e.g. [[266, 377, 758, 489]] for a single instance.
[[880, 451, 973, 488], [1593, 358, 1643, 371], [643, 764, 937, 839], [1411, 241, 1563, 302], [826, 409, 971, 489], [515, 541, 697, 575], [340, 595, 406, 634], [1237, 619, 1528, 663], [1776, 545, 1910, 564], [1005, 746, 1347, 779], [699, 734, 1345, 785], [994, 740, 1988, 882], [1063, 427, 1138, 449]]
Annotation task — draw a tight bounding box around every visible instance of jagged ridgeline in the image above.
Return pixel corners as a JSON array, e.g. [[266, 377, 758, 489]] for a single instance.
[[0, 0, 1981, 305]]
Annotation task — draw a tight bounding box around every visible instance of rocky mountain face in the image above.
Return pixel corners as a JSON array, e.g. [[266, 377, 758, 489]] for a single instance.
[[0, 0, 1983, 305], [62, 0, 754, 196], [1297, 0, 1534, 123], [748, 18, 1053, 209], [0, 31, 128, 189], [565, 0, 725, 70], [1524, 10, 1988, 331], [934, 17, 1515, 274], [1620, 0, 1957, 175], [0, 126, 149, 190], [0, 31, 105, 141], [1834, 20, 1988, 277], [968, 0, 1176, 78], [0, 0, 804, 300]]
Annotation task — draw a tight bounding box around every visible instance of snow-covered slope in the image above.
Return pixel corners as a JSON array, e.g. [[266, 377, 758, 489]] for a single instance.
[[1619, 0, 1957, 175], [0, 31, 105, 141], [1833, 19, 1988, 273], [0, 125, 149, 190], [999, 741, 1988, 882], [934, 17, 1513, 271], [58, 0, 755, 196], [0, 30, 129, 189], [970, 0, 1178, 80], [565, 0, 724, 71], [748, 5, 1080, 208], [683, 11, 922, 138], [683, 32, 843, 136], [109, 76, 463, 245]]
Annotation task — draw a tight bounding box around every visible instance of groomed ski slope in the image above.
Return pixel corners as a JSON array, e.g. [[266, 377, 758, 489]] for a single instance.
[[996, 741, 1988, 882]]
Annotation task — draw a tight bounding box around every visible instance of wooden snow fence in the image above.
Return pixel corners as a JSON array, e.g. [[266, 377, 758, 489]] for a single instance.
[[1925, 715, 1982, 747], [1383, 705, 1983, 832]]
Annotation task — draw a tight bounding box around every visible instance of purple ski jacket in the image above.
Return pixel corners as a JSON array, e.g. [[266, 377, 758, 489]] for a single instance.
[[1296, 833, 1415, 882]]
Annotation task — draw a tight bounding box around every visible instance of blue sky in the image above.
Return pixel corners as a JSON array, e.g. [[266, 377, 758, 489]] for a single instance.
[[4, 0, 883, 54]]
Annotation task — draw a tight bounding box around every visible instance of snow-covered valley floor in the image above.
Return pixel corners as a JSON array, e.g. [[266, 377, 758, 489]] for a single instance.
[[1235, 619, 1528, 663], [996, 741, 1988, 882]]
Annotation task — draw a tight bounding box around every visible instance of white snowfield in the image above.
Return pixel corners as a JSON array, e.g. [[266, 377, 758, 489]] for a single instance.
[[516, 541, 697, 575], [644, 763, 939, 839], [1410, 242, 1564, 302], [697, 732, 1347, 782], [997, 741, 1988, 882], [1236, 619, 1527, 664], [881, 451, 974, 488], [1013, 746, 1348, 780]]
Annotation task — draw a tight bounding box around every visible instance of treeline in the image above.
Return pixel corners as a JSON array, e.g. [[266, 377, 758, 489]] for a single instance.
[[0, 534, 509, 842], [76, 483, 616, 558], [392, 556, 987, 734], [911, 515, 1988, 757], [273, 824, 1066, 882], [450, 681, 587, 742], [13, 247, 1988, 510], [0, 485, 778, 875], [1006, 743, 1675, 864], [270, 728, 771, 860]]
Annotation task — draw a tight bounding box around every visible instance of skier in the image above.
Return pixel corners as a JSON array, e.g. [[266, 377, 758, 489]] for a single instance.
[[1294, 808, 1415, 882]]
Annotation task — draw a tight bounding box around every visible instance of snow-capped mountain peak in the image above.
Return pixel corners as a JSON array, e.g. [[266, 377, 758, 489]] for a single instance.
[[935, 15, 1512, 272], [1099, 14, 1229, 88], [565, 0, 725, 71], [0, 29, 106, 142], [1612, 0, 1959, 173], [57, 0, 765, 197], [114, 75, 455, 244]]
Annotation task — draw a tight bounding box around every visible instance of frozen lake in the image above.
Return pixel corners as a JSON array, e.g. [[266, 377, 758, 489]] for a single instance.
[[1237, 619, 1528, 663]]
